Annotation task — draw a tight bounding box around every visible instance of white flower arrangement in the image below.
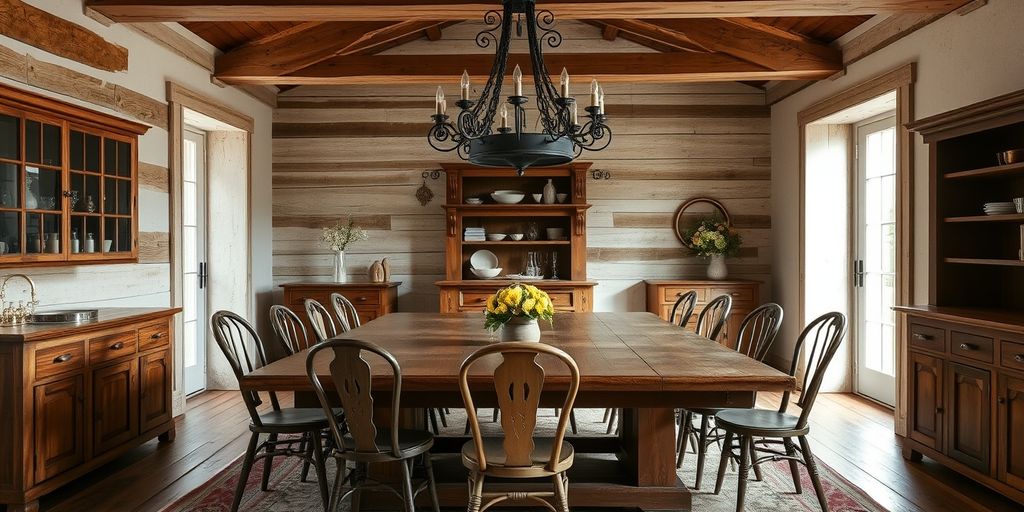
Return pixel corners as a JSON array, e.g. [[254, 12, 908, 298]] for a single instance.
[[319, 217, 368, 252]]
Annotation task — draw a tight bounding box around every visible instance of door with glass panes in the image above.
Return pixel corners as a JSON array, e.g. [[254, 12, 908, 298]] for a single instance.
[[182, 129, 208, 396]]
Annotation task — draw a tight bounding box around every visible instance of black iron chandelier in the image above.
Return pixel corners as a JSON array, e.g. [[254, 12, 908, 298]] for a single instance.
[[427, 0, 612, 176]]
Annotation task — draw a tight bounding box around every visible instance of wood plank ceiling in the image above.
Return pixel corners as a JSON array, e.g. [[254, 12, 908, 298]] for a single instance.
[[83, 0, 972, 86]]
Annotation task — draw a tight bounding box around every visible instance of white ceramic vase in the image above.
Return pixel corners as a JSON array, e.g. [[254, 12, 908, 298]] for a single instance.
[[499, 316, 541, 342], [706, 253, 728, 280], [542, 179, 556, 204], [333, 250, 347, 282]]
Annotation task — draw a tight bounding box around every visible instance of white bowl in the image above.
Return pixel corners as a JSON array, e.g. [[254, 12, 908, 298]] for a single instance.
[[470, 249, 499, 270], [545, 228, 566, 240], [491, 190, 525, 204], [556, 193, 568, 203], [471, 267, 502, 279], [508, 233, 524, 241], [486, 234, 506, 241], [531, 193, 543, 203]]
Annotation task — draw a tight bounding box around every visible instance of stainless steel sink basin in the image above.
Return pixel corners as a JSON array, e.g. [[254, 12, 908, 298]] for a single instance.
[[29, 309, 99, 324]]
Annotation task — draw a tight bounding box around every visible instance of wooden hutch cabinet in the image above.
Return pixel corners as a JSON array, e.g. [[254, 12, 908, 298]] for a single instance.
[[0, 84, 148, 266], [436, 163, 596, 313], [0, 308, 178, 512], [895, 88, 1024, 505]]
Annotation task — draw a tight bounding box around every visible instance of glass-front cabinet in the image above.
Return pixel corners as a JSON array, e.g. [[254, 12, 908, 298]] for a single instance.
[[0, 84, 148, 266]]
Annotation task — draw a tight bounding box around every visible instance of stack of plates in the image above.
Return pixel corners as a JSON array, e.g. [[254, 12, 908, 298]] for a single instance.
[[983, 202, 1016, 215], [465, 197, 483, 205], [464, 227, 486, 241]]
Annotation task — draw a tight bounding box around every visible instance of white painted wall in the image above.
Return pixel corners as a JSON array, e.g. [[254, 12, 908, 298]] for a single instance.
[[0, 1, 275, 401], [771, 0, 1024, 366]]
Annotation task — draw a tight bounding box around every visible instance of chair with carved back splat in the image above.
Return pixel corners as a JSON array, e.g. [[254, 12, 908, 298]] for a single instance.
[[306, 338, 440, 512], [677, 303, 784, 488], [713, 311, 847, 512], [211, 310, 332, 512], [460, 342, 581, 512], [305, 298, 339, 343]]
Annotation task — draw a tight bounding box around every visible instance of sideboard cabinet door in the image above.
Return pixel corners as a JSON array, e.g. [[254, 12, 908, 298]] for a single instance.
[[908, 351, 944, 450], [946, 362, 991, 473], [998, 373, 1024, 491], [92, 360, 139, 453], [33, 375, 85, 483], [139, 350, 172, 433]]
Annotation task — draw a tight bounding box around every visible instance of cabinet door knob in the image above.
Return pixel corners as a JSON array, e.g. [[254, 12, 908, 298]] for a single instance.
[[935, 407, 944, 414], [151, 332, 165, 339], [913, 333, 932, 341], [53, 353, 73, 363], [998, 397, 1007, 405], [1015, 354, 1024, 363], [357, 297, 368, 302], [959, 343, 975, 351], [110, 341, 125, 350]]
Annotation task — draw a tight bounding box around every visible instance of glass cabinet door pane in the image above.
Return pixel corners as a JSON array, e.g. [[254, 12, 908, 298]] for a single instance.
[[0, 163, 18, 208], [85, 133, 100, 172], [117, 179, 131, 214], [72, 216, 100, 254], [0, 211, 19, 255], [70, 131, 84, 170], [103, 217, 116, 253], [104, 138, 117, 175], [42, 214, 60, 254], [25, 120, 40, 164], [104, 178, 115, 213], [27, 214, 40, 253], [117, 218, 131, 252], [42, 123, 61, 167], [117, 141, 130, 177], [26, 167, 61, 211], [0, 114, 18, 160]]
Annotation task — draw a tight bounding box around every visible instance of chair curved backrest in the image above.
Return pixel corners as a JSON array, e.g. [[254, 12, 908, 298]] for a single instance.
[[734, 303, 784, 361], [669, 290, 698, 328], [781, 312, 847, 429], [270, 304, 314, 355], [210, 310, 278, 427], [306, 338, 404, 457], [696, 294, 733, 341], [459, 342, 581, 473], [330, 292, 362, 332], [304, 298, 338, 342]]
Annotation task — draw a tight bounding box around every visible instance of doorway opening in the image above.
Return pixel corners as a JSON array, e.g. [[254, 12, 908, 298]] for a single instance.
[[182, 127, 208, 396]]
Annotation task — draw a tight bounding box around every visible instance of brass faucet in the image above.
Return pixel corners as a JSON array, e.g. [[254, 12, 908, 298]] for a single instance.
[[0, 274, 39, 326]]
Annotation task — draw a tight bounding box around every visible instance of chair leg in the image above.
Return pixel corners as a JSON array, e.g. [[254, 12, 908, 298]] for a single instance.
[[799, 435, 829, 512], [694, 413, 710, 489], [784, 438, 803, 494], [606, 408, 618, 435], [261, 433, 277, 491], [423, 453, 441, 512], [603, 408, 612, 422], [714, 430, 733, 495], [399, 459, 416, 512], [428, 408, 440, 434], [437, 408, 449, 428], [569, 411, 579, 435], [328, 458, 346, 512], [352, 463, 366, 512], [299, 434, 312, 483], [552, 472, 570, 512], [676, 410, 693, 468], [231, 432, 260, 512], [311, 431, 330, 511], [491, 408, 499, 422], [748, 437, 763, 482], [467, 472, 485, 512], [736, 434, 751, 512]]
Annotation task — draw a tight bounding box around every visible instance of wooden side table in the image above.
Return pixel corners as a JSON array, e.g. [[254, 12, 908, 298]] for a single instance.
[[280, 282, 401, 333], [645, 279, 761, 349]]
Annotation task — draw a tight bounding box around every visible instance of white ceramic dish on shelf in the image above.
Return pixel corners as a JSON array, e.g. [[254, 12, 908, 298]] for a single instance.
[[486, 234, 507, 241], [556, 193, 568, 203], [491, 190, 526, 204], [531, 193, 543, 203], [471, 267, 503, 279], [506, 274, 545, 281], [470, 249, 499, 270], [545, 228, 566, 240], [508, 233, 524, 241]]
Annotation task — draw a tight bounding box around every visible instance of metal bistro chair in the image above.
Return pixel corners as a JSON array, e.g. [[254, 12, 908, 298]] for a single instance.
[[211, 310, 332, 512], [306, 339, 440, 512], [305, 298, 339, 343], [330, 292, 362, 333], [695, 293, 733, 341], [713, 311, 847, 512], [676, 303, 784, 489], [460, 342, 581, 512], [669, 290, 699, 327]]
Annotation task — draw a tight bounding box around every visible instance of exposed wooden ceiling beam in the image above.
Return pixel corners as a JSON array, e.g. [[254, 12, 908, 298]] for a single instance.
[[216, 20, 442, 81], [597, 19, 710, 53], [216, 52, 843, 86], [84, 0, 972, 22], [1, 0, 128, 71], [601, 25, 619, 42]]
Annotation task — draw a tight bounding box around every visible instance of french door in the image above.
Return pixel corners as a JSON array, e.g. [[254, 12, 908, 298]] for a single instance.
[[182, 129, 208, 396], [853, 115, 897, 406]]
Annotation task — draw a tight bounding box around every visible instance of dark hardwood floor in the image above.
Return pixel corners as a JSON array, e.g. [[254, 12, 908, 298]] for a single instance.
[[20, 391, 1020, 512]]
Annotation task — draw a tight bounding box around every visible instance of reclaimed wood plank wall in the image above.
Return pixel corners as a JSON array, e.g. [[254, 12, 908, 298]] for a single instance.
[[273, 21, 771, 312]]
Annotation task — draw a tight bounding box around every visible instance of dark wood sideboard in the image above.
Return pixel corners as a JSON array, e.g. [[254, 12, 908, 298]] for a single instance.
[[0, 307, 179, 512]]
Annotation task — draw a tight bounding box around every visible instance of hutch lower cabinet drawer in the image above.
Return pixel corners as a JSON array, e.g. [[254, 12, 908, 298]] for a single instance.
[[0, 308, 178, 512], [645, 279, 761, 348], [898, 309, 1024, 505], [438, 282, 595, 314], [280, 282, 400, 334]]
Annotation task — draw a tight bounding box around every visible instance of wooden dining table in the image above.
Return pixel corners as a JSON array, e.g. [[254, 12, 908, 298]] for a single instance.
[[242, 312, 794, 511]]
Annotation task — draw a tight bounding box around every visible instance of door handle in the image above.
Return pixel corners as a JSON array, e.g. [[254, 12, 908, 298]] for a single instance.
[[853, 259, 865, 288], [198, 262, 207, 290]]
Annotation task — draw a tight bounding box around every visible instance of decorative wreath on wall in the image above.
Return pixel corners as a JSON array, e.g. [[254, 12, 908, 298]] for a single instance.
[[672, 197, 732, 245]]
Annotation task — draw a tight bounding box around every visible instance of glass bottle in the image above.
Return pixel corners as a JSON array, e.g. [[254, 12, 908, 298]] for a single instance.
[[85, 232, 96, 253], [71, 229, 80, 254]]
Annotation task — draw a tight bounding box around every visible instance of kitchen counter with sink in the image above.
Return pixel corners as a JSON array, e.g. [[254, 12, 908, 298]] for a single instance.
[[0, 307, 180, 343]]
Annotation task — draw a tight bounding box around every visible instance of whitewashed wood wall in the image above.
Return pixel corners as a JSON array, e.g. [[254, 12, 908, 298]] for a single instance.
[[273, 21, 771, 312]]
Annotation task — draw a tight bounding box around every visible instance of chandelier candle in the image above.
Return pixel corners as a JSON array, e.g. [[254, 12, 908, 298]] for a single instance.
[[427, 0, 612, 176]]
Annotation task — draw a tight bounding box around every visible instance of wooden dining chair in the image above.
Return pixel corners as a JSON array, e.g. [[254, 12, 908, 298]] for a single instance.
[[270, 304, 316, 354], [695, 294, 733, 341], [306, 338, 440, 512], [329, 292, 361, 333], [713, 311, 847, 512], [459, 342, 581, 512], [676, 303, 784, 489], [669, 290, 698, 327], [305, 298, 339, 342], [211, 310, 332, 512]]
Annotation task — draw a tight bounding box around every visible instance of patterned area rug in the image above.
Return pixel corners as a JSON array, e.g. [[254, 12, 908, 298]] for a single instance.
[[163, 408, 886, 511]]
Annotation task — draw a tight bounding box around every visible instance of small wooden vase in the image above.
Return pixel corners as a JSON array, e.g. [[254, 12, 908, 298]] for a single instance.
[[368, 260, 385, 283]]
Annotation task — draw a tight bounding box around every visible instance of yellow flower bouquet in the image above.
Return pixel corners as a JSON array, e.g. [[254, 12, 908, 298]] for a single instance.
[[484, 283, 554, 341]]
